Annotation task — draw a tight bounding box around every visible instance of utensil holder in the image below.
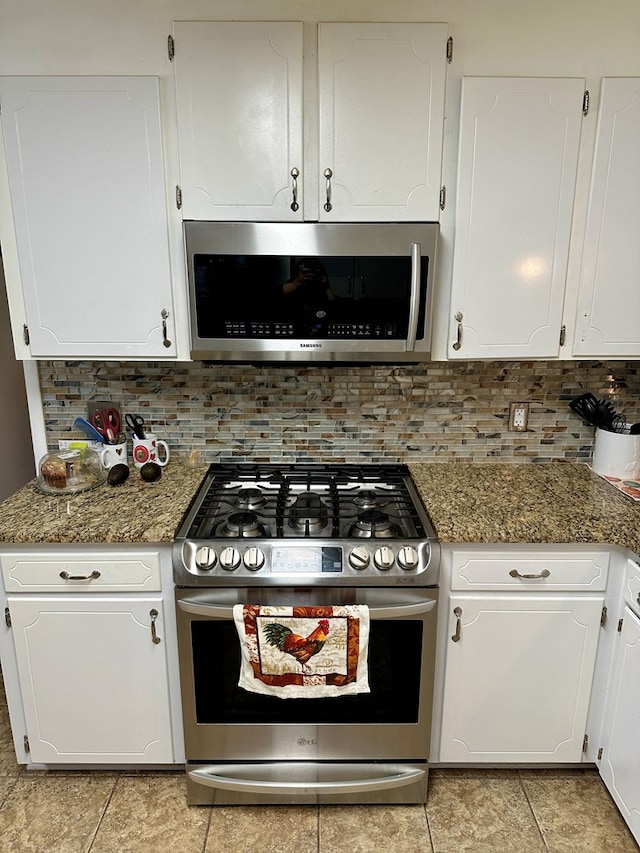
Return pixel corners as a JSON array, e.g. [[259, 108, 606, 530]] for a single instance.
[[592, 428, 640, 480]]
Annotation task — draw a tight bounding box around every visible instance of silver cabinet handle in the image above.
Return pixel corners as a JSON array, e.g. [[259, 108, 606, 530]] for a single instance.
[[406, 242, 421, 351], [161, 308, 172, 349], [150, 609, 161, 644], [290, 167, 300, 212], [509, 568, 551, 580], [451, 606, 462, 642], [452, 311, 463, 351], [59, 570, 100, 581], [323, 168, 333, 212]]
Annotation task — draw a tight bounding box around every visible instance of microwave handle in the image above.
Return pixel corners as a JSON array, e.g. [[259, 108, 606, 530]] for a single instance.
[[406, 242, 421, 351]]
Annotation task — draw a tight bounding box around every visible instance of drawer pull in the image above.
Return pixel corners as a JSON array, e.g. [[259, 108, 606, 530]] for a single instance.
[[451, 606, 462, 643], [150, 609, 161, 645], [59, 570, 101, 581], [509, 568, 550, 580]]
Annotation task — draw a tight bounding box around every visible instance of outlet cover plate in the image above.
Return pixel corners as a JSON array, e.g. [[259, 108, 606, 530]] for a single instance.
[[509, 402, 529, 431]]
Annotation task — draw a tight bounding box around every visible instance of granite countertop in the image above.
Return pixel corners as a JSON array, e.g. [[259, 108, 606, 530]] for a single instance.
[[0, 462, 209, 544], [0, 460, 639, 553], [410, 462, 640, 553]]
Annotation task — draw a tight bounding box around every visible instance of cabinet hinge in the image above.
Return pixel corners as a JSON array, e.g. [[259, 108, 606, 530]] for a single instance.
[[583, 90, 590, 116], [23, 324, 29, 346], [600, 605, 608, 627], [175, 185, 182, 210], [4, 606, 10, 628], [439, 186, 446, 211], [618, 617, 624, 632], [559, 324, 566, 347], [23, 735, 29, 754], [597, 747, 603, 760], [167, 34, 175, 62], [446, 36, 454, 63], [582, 733, 589, 753]]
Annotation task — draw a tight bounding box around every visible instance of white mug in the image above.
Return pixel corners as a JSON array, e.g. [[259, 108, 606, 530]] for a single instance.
[[132, 433, 170, 469], [100, 441, 128, 469]]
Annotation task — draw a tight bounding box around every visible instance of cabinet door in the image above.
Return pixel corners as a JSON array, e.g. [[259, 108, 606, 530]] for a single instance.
[[439, 594, 603, 762], [0, 77, 176, 359], [318, 23, 447, 222], [448, 77, 584, 358], [599, 605, 640, 845], [574, 78, 640, 357], [173, 22, 303, 221], [9, 595, 173, 763]]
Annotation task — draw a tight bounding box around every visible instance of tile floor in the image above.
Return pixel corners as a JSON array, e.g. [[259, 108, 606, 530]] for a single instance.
[[0, 674, 637, 852]]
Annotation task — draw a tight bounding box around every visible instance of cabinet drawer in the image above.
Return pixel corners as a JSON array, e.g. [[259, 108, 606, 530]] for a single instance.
[[450, 549, 609, 591], [0, 551, 162, 592]]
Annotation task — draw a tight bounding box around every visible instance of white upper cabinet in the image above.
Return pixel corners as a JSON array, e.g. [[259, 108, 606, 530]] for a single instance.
[[317, 23, 447, 222], [173, 22, 304, 222], [573, 78, 640, 357], [173, 22, 448, 222], [0, 76, 176, 359], [448, 77, 584, 359]]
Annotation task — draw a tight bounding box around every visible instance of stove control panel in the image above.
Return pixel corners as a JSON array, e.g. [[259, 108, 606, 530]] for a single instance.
[[176, 540, 435, 585]]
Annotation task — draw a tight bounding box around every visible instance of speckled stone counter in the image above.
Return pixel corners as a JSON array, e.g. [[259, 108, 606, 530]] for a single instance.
[[0, 462, 209, 544], [410, 462, 640, 553], [0, 460, 639, 553]]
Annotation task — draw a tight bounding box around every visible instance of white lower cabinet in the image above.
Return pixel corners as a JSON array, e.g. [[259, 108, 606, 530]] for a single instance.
[[8, 595, 174, 764], [0, 547, 181, 766], [436, 547, 608, 764], [597, 559, 640, 844]]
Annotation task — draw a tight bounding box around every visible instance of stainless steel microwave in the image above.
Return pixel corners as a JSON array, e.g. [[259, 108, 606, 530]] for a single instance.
[[185, 221, 439, 363]]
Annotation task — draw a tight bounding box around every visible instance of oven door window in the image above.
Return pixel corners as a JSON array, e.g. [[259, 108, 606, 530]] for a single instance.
[[190, 619, 423, 724], [193, 254, 428, 342]]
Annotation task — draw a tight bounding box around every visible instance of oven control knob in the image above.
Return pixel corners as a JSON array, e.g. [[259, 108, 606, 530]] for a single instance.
[[373, 546, 395, 571], [348, 546, 371, 570], [397, 546, 419, 571], [219, 546, 241, 571], [243, 547, 265, 571], [194, 546, 217, 570]]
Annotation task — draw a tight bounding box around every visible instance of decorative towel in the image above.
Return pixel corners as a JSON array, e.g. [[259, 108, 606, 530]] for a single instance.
[[232, 604, 370, 698]]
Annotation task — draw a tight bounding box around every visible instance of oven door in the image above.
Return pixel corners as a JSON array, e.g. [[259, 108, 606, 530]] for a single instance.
[[175, 586, 438, 804]]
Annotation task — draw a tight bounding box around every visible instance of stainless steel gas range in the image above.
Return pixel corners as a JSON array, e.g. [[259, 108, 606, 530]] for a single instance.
[[173, 463, 440, 805]]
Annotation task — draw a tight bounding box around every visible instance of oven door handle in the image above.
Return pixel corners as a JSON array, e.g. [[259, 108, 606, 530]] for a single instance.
[[188, 763, 425, 796], [177, 598, 436, 619]]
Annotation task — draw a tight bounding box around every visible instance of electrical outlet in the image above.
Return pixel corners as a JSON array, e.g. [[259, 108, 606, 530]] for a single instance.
[[509, 402, 529, 432]]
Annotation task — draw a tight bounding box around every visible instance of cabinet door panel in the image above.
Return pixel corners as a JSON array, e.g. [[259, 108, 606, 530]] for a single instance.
[[174, 22, 303, 221], [599, 605, 640, 844], [574, 78, 640, 357], [9, 596, 173, 763], [0, 77, 175, 358], [439, 594, 603, 762], [449, 77, 584, 358], [318, 23, 447, 222]]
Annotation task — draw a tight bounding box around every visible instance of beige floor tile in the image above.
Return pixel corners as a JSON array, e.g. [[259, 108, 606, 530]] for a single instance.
[[206, 805, 318, 853], [522, 773, 639, 853], [319, 804, 431, 853], [427, 772, 545, 853], [0, 703, 22, 775], [90, 774, 210, 853], [0, 774, 116, 853]]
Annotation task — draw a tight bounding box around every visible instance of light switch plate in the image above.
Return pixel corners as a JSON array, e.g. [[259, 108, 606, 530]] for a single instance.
[[509, 402, 529, 431]]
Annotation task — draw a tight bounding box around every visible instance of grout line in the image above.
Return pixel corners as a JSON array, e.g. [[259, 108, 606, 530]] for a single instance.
[[316, 804, 320, 853], [85, 772, 120, 853], [201, 804, 214, 853], [424, 799, 436, 853], [518, 772, 550, 853]]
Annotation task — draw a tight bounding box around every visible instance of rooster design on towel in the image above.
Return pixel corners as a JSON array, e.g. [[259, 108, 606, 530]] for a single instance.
[[263, 619, 330, 673]]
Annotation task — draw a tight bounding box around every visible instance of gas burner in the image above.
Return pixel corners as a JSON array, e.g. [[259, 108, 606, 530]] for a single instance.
[[353, 489, 382, 509], [288, 492, 329, 533], [219, 511, 266, 538], [350, 509, 400, 539], [234, 487, 267, 511]]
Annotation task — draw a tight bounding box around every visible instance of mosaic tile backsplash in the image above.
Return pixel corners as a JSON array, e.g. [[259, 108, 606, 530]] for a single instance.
[[38, 360, 640, 465]]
